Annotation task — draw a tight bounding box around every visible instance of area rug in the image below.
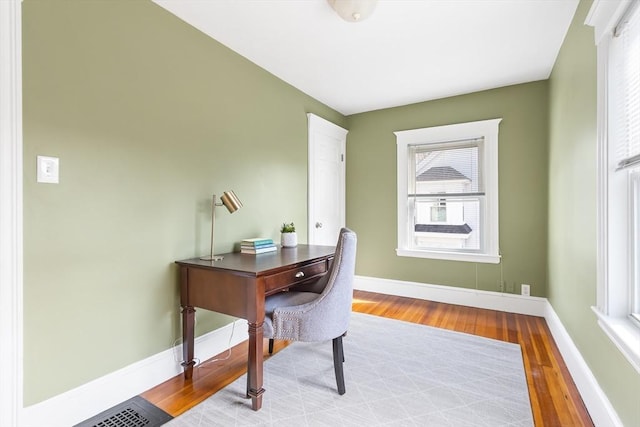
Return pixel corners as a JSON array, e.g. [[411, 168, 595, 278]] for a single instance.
[[166, 312, 533, 427]]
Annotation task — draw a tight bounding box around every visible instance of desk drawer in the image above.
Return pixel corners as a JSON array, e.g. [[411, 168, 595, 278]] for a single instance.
[[264, 260, 328, 294]]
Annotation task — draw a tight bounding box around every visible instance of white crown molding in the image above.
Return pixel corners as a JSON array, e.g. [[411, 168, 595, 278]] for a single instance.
[[354, 275, 623, 427], [0, 1, 23, 427], [22, 319, 248, 427], [585, 0, 631, 44]]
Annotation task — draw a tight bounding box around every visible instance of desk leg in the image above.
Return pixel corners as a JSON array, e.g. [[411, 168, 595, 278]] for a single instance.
[[246, 321, 265, 410], [181, 306, 196, 379]]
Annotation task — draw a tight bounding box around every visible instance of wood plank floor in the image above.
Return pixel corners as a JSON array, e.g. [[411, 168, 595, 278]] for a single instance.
[[142, 290, 593, 426]]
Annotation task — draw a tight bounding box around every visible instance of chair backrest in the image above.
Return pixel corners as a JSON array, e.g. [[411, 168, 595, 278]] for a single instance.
[[308, 227, 357, 340], [267, 228, 357, 342]]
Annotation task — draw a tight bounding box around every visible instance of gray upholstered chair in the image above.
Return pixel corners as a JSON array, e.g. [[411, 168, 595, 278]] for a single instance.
[[263, 227, 357, 395]]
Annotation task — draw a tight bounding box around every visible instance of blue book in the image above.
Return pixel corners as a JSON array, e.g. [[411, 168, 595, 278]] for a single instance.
[[241, 238, 274, 247], [241, 245, 277, 254]]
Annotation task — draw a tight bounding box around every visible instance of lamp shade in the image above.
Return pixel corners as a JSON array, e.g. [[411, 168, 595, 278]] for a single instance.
[[328, 0, 378, 22], [220, 190, 242, 213]]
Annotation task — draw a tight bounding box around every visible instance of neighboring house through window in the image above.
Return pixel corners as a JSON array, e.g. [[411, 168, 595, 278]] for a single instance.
[[395, 118, 502, 263]]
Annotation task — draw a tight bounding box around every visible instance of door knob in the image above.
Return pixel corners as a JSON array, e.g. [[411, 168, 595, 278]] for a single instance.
[[315, 222, 323, 228]]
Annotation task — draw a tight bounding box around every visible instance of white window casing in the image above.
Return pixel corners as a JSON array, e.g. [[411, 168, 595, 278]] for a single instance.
[[395, 118, 502, 264], [587, 0, 640, 374]]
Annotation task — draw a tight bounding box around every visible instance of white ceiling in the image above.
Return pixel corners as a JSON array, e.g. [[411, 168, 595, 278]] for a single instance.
[[153, 0, 579, 116]]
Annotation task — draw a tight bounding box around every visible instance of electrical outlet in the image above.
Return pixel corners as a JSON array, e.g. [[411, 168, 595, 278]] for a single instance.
[[521, 284, 531, 296], [37, 155, 59, 184]]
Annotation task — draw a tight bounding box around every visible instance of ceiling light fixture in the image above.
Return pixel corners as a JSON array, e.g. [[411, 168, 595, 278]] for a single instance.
[[328, 0, 378, 23]]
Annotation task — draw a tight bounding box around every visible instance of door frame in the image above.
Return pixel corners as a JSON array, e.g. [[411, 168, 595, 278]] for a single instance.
[[0, 1, 24, 426], [307, 113, 348, 245]]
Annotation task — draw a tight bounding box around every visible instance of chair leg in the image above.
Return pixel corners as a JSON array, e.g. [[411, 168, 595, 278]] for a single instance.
[[332, 336, 346, 395], [268, 339, 274, 355]]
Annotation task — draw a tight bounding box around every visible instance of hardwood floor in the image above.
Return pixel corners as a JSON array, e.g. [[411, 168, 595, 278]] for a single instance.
[[142, 290, 593, 426]]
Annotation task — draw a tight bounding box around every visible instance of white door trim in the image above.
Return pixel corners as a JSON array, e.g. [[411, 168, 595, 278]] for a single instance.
[[307, 113, 348, 244], [0, 1, 24, 426]]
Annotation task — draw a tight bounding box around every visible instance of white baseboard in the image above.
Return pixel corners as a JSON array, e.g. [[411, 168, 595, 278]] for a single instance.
[[354, 275, 548, 316], [354, 274, 622, 427], [543, 306, 623, 427], [22, 277, 623, 427], [21, 319, 248, 427]]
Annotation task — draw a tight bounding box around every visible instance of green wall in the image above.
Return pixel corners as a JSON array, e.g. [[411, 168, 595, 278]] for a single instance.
[[22, 0, 639, 423], [547, 1, 640, 425], [22, 0, 345, 405], [346, 82, 549, 295]]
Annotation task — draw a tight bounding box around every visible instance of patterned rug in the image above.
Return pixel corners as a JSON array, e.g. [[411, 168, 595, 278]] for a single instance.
[[166, 312, 533, 426]]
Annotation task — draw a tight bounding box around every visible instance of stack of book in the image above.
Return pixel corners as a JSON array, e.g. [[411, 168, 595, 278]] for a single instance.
[[240, 238, 277, 254]]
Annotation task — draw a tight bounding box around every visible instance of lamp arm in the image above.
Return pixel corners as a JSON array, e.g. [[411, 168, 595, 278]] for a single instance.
[[209, 195, 217, 260], [201, 191, 241, 261]]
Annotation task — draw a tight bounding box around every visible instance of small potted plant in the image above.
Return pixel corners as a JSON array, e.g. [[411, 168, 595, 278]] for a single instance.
[[280, 222, 297, 248]]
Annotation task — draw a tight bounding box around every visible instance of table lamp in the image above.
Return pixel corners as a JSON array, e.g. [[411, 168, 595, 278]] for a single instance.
[[200, 190, 242, 261]]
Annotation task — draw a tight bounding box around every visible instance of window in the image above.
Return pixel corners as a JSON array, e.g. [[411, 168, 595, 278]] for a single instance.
[[395, 118, 501, 263], [612, 6, 640, 325], [588, 0, 640, 372], [430, 200, 447, 222]]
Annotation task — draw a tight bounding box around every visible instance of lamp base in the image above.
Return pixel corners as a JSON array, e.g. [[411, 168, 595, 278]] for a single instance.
[[199, 255, 224, 261]]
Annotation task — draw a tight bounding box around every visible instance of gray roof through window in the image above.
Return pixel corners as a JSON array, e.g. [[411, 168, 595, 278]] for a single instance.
[[415, 223, 473, 234], [417, 166, 470, 182]]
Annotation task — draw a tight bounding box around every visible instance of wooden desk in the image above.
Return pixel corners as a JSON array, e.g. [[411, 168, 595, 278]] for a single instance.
[[176, 244, 335, 411]]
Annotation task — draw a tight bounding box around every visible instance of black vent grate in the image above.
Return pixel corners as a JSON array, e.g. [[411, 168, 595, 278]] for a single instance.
[[74, 396, 172, 427], [94, 407, 149, 427]]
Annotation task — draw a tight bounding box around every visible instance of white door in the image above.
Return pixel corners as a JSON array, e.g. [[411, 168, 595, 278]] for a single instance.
[[307, 113, 348, 246]]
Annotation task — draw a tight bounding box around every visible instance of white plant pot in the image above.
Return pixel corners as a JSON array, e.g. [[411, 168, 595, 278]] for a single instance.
[[281, 232, 297, 248]]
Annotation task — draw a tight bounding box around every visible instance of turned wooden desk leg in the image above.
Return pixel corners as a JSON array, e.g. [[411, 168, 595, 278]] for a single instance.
[[246, 321, 265, 410], [181, 306, 196, 379]]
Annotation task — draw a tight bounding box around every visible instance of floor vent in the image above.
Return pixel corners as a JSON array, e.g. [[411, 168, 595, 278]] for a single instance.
[[74, 396, 172, 427]]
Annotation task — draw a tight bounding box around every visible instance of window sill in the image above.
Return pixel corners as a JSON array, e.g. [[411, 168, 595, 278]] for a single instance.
[[592, 307, 640, 373], [396, 248, 501, 264]]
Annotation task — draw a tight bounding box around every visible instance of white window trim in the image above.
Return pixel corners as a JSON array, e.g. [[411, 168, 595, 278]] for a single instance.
[[587, 0, 640, 374], [395, 118, 502, 264]]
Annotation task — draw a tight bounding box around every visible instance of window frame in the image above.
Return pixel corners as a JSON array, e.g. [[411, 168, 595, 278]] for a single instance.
[[587, 0, 640, 373], [395, 118, 502, 264], [631, 169, 640, 322]]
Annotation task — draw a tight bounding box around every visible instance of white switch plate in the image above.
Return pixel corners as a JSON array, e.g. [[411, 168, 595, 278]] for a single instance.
[[521, 284, 530, 296], [37, 156, 59, 184]]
